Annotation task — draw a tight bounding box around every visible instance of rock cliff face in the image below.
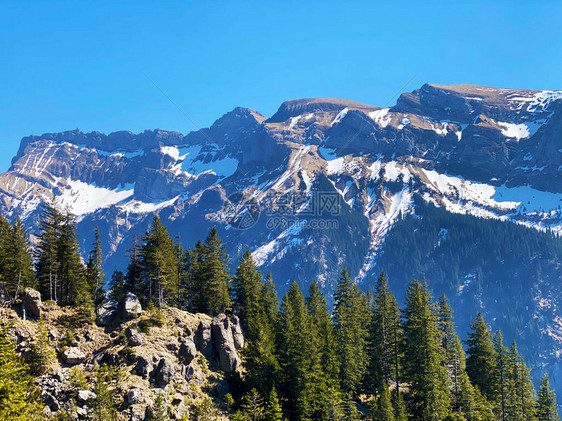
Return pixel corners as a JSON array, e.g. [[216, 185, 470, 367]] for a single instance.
[[1, 291, 243, 420], [0, 82, 561, 390]]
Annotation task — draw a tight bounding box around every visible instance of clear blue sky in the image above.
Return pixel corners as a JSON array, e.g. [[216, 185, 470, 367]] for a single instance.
[[1, 1, 561, 171]]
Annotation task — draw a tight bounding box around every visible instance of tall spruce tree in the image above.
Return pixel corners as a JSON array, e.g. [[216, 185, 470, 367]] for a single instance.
[[536, 373, 559, 421], [139, 216, 177, 307], [4, 218, 34, 301], [278, 281, 315, 418], [232, 250, 264, 337], [124, 235, 142, 297], [86, 226, 105, 305], [57, 211, 89, 306], [368, 271, 402, 393], [306, 279, 339, 385], [186, 228, 231, 315], [466, 312, 496, 401], [402, 279, 451, 420], [35, 201, 63, 303], [505, 341, 536, 421], [333, 267, 370, 396], [494, 329, 509, 420]]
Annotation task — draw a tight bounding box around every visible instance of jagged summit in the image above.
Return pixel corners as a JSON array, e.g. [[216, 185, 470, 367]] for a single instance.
[[266, 97, 378, 123]]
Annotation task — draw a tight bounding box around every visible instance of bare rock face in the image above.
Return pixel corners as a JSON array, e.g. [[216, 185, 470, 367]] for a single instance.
[[96, 297, 119, 326], [178, 337, 197, 364], [211, 314, 241, 373], [154, 358, 175, 386], [126, 328, 145, 347], [194, 320, 213, 359], [62, 347, 86, 365], [122, 292, 142, 319], [23, 287, 42, 318]]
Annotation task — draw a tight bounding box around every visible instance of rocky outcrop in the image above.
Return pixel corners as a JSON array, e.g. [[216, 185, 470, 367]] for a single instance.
[[23, 287, 42, 318], [97, 297, 119, 326], [122, 292, 142, 319], [154, 358, 175, 386], [211, 314, 242, 373], [62, 347, 86, 365]]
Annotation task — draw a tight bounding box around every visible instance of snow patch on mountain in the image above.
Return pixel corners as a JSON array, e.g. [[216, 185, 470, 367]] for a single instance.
[[58, 180, 134, 216], [368, 108, 391, 128]]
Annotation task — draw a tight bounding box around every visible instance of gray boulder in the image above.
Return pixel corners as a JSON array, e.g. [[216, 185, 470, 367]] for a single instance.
[[127, 388, 143, 405], [62, 347, 86, 365], [23, 287, 42, 318], [122, 292, 142, 319], [178, 337, 197, 364], [126, 328, 145, 347], [96, 297, 119, 326], [135, 355, 152, 379], [77, 390, 96, 404], [154, 358, 175, 386], [211, 314, 241, 373]]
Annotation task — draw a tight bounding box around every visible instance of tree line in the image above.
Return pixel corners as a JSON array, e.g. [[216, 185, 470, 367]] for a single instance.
[[0, 202, 559, 420]]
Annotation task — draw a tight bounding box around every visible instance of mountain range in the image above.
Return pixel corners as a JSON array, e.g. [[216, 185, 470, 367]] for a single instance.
[[1, 82, 561, 390]]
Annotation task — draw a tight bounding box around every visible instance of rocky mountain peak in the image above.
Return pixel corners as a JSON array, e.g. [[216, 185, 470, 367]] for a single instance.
[[266, 97, 378, 123]]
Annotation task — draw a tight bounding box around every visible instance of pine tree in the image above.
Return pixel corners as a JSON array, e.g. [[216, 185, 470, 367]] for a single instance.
[[5, 218, 34, 301], [201, 227, 231, 315], [333, 267, 370, 396], [265, 388, 283, 421], [241, 389, 265, 421], [86, 226, 105, 305], [536, 373, 559, 421], [494, 329, 509, 420], [139, 216, 177, 307], [0, 216, 12, 294], [402, 279, 450, 420], [278, 281, 315, 417], [466, 312, 496, 401], [505, 341, 536, 421], [391, 390, 408, 421], [187, 228, 231, 315], [108, 270, 126, 302], [57, 211, 89, 306], [89, 364, 118, 421], [0, 322, 45, 420], [35, 201, 64, 303], [232, 250, 264, 338], [125, 235, 142, 297], [306, 279, 339, 385], [372, 382, 395, 421], [261, 271, 279, 328], [368, 271, 402, 393], [147, 392, 169, 421]]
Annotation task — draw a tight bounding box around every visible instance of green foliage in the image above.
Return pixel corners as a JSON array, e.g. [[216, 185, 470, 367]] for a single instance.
[[108, 270, 126, 302], [186, 227, 231, 315], [146, 393, 169, 421], [536, 373, 559, 421], [89, 364, 118, 421], [333, 267, 370, 395], [0, 322, 45, 420], [265, 388, 283, 421], [367, 271, 402, 394], [139, 216, 178, 307], [191, 396, 219, 420], [0, 217, 35, 301], [402, 279, 451, 420], [35, 201, 90, 306], [466, 313, 496, 401], [372, 382, 395, 421], [28, 318, 55, 375], [86, 226, 105, 305]]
